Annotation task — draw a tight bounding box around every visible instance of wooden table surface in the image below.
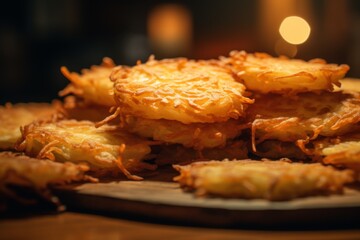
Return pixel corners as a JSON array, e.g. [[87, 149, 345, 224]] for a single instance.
[[1, 211, 360, 240]]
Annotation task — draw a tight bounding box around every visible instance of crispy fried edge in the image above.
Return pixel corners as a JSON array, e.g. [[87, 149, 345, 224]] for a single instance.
[[111, 56, 254, 124], [0, 152, 97, 210], [15, 119, 155, 181], [173, 159, 354, 201], [59, 57, 116, 106], [224, 50, 349, 95]]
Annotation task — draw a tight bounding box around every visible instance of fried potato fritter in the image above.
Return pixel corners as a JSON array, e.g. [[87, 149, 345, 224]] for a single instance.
[[112, 56, 253, 124], [174, 159, 354, 201], [246, 91, 360, 150], [0, 103, 60, 150], [0, 152, 95, 189], [306, 134, 360, 177], [225, 51, 349, 94], [60, 57, 117, 107], [323, 148, 360, 177], [0, 152, 96, 208], [16, 120, 155, 180], [2, 52, 358, 206], [124, 116, 244, 149]]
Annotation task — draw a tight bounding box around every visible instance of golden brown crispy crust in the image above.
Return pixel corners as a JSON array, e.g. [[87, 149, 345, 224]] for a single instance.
[[16, 120, 156, 180], [59, 57, 117, 107], [0, 102, 62, 150], [174, 159, 354, 201], [0, 152, 96, 208], [302, 133, 360, 178], [0, 152, 96, 187], [224, 51, 349, 95], [111, 56, 253, 124], [124, 116, 245, 150], [245, 91, 360, 151]]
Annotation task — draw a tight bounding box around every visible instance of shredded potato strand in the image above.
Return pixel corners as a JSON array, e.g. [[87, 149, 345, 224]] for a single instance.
[[112, 57, 253, 124]]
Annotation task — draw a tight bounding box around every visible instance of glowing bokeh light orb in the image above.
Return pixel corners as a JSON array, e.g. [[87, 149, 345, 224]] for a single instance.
[[279, 16, 311, 45]]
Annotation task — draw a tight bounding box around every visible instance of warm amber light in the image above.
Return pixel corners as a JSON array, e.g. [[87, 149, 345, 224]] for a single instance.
[[147, 4, 192, 55], [279, 16, 311, 45]]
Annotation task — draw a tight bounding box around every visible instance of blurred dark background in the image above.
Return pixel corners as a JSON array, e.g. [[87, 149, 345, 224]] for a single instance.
[[1, 0, 360, 104]]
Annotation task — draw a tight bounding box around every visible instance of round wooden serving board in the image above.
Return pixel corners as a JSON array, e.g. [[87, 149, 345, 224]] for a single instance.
[[55, 170, 360, 228]]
